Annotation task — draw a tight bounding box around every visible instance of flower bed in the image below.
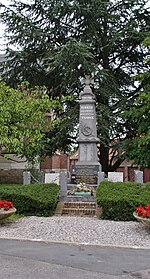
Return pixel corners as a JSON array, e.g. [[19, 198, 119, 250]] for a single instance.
[[0, 200, 16, 220], [133, 212, 150, 227], [133, 204, 150, 227], [0, 200, 14, 210]]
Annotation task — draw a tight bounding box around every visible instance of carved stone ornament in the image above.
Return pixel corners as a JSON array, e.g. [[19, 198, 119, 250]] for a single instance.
[[81, 125, 92, 136]]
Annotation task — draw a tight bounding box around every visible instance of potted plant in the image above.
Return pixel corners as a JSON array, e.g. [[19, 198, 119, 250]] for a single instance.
[[0, 200, 17, 220], [133, 204, 150, 227]]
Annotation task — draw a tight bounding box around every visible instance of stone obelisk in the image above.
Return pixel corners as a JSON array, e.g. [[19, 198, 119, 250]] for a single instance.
[[75, 76, 101, 184]]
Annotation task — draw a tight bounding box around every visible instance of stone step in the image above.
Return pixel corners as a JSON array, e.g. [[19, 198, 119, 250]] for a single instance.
[[61, 196, 96, 202], [62, 201, 97, 217], [55, 202, 65, 216], [64, 202, 96, 209], [55, 201, 100, 217], [62, 207, 96, 216]]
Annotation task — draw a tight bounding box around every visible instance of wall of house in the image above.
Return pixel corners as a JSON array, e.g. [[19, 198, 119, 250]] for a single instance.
[[40, 156, 52, 170], [0, 154, 29, 169], [0, 154, 39, 184], [1, 152, 149, 183], [0, 169, 24, 184], [40, 153, 68, 173], [143, 169, 150, 183]]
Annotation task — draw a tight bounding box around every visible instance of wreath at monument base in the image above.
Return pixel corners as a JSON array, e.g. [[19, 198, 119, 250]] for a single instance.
[[67, 183, 94, 196]]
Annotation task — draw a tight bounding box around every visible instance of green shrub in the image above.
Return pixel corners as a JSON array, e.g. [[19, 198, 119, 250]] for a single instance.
[[96, 181, 150, 221], [0, 183, 59, 216]]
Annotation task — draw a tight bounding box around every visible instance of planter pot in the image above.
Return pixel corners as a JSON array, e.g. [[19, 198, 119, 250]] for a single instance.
[[133, 212, 150, 227], [0, 208, 17, 220]]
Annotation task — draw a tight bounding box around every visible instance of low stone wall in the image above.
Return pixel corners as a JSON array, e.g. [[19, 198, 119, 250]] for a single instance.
[[0, 169, 24, 184]]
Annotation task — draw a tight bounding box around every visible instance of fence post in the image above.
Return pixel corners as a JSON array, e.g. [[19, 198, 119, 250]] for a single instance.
[[23, 171, 31, 185], [59, 171, 67, 199]]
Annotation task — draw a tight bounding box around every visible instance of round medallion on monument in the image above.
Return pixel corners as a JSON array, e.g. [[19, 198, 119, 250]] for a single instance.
[[81, 125, 92, 136]]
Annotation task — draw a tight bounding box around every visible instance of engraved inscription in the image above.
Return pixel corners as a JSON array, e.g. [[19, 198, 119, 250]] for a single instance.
[[80, 105, 95, 120], [73, 165, 99, 184], [76, 176, 97, 184]]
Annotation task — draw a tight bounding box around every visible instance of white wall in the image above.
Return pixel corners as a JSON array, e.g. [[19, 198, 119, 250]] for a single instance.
[[0, 154, 40, 170]]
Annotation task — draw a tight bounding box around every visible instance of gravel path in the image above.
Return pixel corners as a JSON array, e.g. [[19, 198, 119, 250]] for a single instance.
[[0, 216, 150, 248]]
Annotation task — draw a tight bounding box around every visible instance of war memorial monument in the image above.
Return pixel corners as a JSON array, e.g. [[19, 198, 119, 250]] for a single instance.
[[72, 77, 102, 185]]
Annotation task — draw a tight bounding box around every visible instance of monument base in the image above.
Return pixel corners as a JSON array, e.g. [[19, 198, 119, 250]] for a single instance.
[[76, 161, 101, 166], [71, 164, 101, 185]]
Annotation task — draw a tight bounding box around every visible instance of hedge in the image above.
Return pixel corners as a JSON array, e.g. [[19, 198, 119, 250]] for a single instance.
[[96, 181, 150, 221], [0, 183, 59, 216]]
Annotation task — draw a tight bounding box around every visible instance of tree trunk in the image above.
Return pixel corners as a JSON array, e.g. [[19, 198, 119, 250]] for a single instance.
[[99, 144, 109, 176], [109, 155, 125, 172]]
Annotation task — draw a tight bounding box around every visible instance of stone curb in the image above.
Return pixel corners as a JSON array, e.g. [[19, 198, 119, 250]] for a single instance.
[[0, 237, 150, 250]]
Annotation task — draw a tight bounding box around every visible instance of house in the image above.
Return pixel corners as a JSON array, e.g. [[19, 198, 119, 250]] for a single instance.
[[0, 152, 69, 184], [69, 150, 150, 183], [0, 154, 36, 184], [40, 152, 69, 174]]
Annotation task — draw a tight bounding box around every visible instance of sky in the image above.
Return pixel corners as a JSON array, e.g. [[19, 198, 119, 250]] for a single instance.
[[0, 0, 10, 53]]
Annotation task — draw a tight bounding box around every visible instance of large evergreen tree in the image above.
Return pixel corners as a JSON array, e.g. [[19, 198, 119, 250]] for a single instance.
[[124, 37, 150, 169], [0, 0, 149, 174]]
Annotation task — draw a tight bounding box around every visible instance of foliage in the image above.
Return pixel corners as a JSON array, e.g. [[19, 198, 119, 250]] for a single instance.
[[0, 183, 59, 216], [0, 0, 149, 173], [124, 37, 150, 169], [0, 81, 53, 163], [96, 180, 150, 221], [40, 93, 78, 156]]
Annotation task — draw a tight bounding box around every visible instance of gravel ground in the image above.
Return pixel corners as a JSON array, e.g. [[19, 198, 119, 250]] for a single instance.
[[0, 216, 150, 248]]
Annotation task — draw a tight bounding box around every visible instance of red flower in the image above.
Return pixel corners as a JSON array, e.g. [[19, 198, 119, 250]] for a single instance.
[[0, 200, 14, 211], [136, 204, 150, 218], [145, 204, 150, 217]]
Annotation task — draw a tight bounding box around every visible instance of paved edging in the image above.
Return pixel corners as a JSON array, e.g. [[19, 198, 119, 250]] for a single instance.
[[0, 236, 150, 250]]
